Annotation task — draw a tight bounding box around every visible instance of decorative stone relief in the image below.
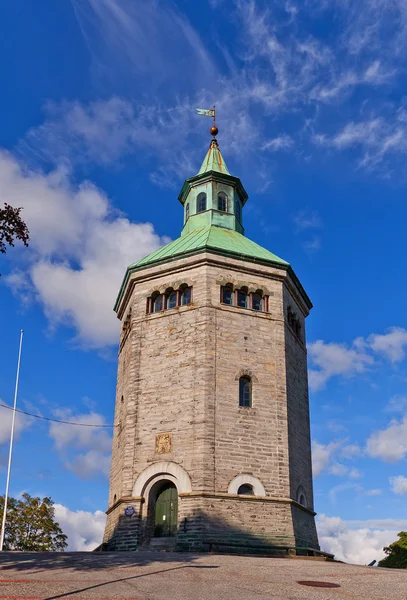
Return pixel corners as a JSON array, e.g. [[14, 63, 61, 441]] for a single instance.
[[155, 432, 172, 454]]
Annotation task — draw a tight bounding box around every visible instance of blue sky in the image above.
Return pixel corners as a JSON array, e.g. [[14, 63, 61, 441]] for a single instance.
[[1, 0, 407, 561]]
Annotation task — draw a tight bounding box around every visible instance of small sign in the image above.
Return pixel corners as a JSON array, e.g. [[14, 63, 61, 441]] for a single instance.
[[124, 506, 135, 517]]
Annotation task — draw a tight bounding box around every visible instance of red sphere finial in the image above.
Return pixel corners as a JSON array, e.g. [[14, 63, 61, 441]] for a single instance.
[[210, 125, 219, 137]]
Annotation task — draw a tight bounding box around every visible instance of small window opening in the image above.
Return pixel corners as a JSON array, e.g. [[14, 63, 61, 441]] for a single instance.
[[218, 192, 227, 212], [239, 376, 252, 407], [181, 287, 192, 306], [299, 494, 306, 506], [197, 192, 206, 213], [252, 293, 263, 311], [238, 484, 254, 495], [153, 294, 163, 313], [113, 494, 117, 503], [167, 290, 177, 309], [237, 289, 248, 308], [185, 203, 190, 220], [221, 285, 234, 305]]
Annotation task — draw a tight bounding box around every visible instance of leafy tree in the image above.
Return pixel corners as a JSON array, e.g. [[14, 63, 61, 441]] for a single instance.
[[378, 531, 407, 569], [0, 203, 29, 261], [0, 493, 68, 551]]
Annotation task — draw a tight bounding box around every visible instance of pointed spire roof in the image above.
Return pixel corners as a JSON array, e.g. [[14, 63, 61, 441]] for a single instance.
[[197, 138, 230, 175]]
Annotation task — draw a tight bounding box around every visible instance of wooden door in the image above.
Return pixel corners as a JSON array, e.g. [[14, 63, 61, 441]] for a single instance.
[[154, 483, 178, 537]]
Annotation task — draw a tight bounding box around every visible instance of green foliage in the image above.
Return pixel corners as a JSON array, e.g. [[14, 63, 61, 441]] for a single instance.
[[0, 493, 67, 551], [378, 531, 407, 569], [0, 203, 29, 272]]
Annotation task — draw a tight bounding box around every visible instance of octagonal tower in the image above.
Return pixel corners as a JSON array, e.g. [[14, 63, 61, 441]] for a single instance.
[[103, 131, 319, 554]]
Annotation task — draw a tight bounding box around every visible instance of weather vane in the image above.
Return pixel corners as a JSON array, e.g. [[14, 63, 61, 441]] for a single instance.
[[196, 105, 218, 138]]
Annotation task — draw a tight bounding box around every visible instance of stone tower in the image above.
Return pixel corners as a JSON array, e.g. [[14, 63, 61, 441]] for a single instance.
[[103, 131, 319, 554]]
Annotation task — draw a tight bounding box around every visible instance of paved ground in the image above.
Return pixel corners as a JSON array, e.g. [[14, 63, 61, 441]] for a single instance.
[[0, 551, 405, 600]]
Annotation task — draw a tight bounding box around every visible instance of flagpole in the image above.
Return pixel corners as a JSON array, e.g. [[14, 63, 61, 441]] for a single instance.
[[0, 330, 24, 552]]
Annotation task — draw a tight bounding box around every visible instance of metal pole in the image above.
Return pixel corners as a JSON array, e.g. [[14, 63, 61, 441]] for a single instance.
[[0, 330, 24, 551]]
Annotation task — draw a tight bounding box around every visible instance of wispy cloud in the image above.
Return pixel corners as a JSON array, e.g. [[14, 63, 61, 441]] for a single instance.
[[294, 210, 323, 232], [70, 0, 216, 89], [308, 327, 407, 390]]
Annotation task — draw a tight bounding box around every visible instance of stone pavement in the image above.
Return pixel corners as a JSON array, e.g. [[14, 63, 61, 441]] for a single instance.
[[0, 551, 405, 600]]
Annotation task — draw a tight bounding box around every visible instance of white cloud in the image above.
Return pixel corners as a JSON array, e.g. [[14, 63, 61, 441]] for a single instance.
[[368, 327, 407, 362], [54, 503, 106, 551], [340, 443, 363, 459], [389, 475, 407, 495], [317, 514, 406, 565], [366, 489, 382, 496], [262, 134, 293, 152], [312, 441, 339, 476], [308, 327, 407, 390], [49, 410, 112, 479], [0, 151, 167, 348], [308, 339, 373, 391], [366, 413, 407, 462]]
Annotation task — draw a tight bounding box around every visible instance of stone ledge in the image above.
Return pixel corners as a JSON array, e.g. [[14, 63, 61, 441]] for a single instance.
[[105, 496, 143, 515], [177, 492, 316, 515]]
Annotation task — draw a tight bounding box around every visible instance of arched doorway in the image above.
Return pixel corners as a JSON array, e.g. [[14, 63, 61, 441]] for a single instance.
[[153, 481, 178, 537]]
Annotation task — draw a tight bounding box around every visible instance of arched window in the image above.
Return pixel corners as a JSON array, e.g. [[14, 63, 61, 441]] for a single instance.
[[166, 290, 177, 309], [252, 293, 263, 311], [185, 203, 190, 220], [180, 286, 192, 306], [197, 192, 206, 213], [152, 293, 163, 313], [296, 486, 308, 508], [237, 484, 254, 495], [237, 288, 248, 308], [221, 285, 234, 305], [218, 192, 227, 212], [239, 376, 252, 407], [235, 199, 241, 222]]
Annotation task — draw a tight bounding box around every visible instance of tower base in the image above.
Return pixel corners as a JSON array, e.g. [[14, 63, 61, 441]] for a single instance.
[[103, 493, 319, 554]]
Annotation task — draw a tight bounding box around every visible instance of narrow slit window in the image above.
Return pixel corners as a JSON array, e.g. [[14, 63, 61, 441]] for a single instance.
[[218, 192, 227, 212], [185, 203, 190, 220], [239, 376, 252, 407], [197, 192, 206, 213]]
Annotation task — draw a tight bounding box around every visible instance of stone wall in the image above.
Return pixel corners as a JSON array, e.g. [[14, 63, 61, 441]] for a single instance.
[[104, 252, 319, 551]]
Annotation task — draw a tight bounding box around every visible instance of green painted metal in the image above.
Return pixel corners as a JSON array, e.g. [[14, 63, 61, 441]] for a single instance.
[[114, 138, 312, 314], [197, 142, 230, 175], [154, 483, 178, 537], [131, 226, 289, 270]]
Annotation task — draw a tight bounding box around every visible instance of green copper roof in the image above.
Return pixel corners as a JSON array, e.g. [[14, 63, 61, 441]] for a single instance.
[[131, 226, 288, 270], [115, 226, 292, 311], [197, 140, 230, 175]]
